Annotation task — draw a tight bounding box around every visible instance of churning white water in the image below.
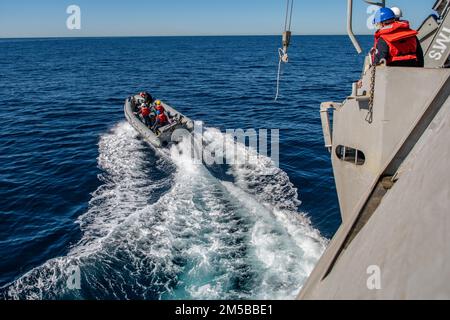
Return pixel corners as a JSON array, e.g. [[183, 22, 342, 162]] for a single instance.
[[4, 122, 327, 300]]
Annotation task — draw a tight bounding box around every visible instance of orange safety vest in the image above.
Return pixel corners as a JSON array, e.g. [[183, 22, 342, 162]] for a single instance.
[[373, 21, 418, 65], [157, 113, 168, 124], [141, 107, 151, 117]]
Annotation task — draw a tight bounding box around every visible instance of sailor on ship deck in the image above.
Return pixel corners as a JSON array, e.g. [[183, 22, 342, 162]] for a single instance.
[[371, 7, 424, 67]]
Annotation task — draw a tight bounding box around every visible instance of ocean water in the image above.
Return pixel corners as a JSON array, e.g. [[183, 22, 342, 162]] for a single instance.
[[0, 35, 372, 299]]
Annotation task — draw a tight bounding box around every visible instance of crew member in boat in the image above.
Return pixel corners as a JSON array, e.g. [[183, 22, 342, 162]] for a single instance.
[[140, 91, 154, 105], [152, 109, 169, 134], [154, 100, 174, 123], [371, 7, 424, 67], [139, 103, 153, 127], [154, 100, 161, 110]]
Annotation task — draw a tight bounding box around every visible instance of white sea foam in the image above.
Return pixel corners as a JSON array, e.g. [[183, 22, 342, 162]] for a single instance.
[[4, 121, 327, 300]]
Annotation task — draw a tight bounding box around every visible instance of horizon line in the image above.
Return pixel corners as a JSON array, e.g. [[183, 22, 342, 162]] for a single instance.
[[0, 34, 374, 40]]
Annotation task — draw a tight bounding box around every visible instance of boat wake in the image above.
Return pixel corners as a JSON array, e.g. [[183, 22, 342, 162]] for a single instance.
[[2, 121, 327, 300]]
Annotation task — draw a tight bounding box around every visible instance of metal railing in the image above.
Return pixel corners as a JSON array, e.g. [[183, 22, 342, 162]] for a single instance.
[[347, 0, 386, 54]]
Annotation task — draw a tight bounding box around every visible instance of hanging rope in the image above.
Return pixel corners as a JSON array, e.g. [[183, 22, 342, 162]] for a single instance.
[[275, 0, 294, 101]]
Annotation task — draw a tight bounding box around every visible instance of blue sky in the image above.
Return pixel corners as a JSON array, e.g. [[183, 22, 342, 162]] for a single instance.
[[0, 0, 436, 38]]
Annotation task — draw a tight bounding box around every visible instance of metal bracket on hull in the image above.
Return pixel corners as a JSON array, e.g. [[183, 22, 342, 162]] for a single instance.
[[320, 102, 342, 151]]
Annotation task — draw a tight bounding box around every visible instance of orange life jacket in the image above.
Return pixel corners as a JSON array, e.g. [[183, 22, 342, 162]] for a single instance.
[[157, 113, 168, 124], [373, 21, 418, 65], [141, 107, 150, 117]]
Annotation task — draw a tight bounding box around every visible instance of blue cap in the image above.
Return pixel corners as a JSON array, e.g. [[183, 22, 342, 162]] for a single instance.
[[373, 7, 396, 24]]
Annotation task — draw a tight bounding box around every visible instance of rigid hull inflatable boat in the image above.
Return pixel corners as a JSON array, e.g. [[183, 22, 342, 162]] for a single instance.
[[124, 94, 194, 148]]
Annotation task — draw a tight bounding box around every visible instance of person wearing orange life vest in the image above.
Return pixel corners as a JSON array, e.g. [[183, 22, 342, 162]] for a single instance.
[[138, 103, 152, 127], [154, 100, 163, 112], [152, 110, 168, 134], [372, 7, 424, 67], [139, 91, 154, 105], [154, 100, 173, 123]]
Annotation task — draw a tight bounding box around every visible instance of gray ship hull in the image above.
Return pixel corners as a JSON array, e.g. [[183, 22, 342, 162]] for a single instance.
[[298, 0, 450, 299]]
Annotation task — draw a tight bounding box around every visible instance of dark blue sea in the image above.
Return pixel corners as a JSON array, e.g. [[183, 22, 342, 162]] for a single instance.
[[0, 35, 372, 299]]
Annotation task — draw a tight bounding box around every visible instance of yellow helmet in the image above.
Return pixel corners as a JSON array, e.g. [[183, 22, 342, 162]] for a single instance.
[[155, 100, 161, 105]]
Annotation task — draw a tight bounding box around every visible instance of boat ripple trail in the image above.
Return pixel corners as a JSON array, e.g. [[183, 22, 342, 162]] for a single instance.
[[3, 122, 327, 300]]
